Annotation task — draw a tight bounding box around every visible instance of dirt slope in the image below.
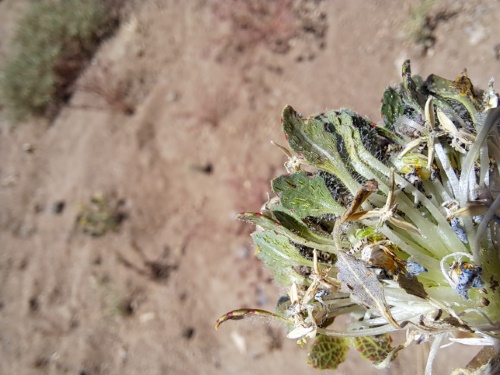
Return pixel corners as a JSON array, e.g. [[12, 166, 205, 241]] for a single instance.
[[1, 1, 500, 374]]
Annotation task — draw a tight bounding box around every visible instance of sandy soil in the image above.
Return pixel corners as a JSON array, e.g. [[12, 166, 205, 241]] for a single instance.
[[1, 1, 500, 374]]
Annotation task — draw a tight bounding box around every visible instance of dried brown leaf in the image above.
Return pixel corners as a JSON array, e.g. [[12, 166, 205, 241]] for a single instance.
[[336, 252, 400, 328]]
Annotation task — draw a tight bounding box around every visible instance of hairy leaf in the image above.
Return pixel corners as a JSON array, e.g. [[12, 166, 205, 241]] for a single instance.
[[265, 197, 334, 244], [272, 211, 332, 245], [272, 172, 344, 218], [282, 105, 359, 193], [320, 110, 397, 181], [402, 59, 425, 112], [252, 230, 312, 285], [237, 212, 337, 254], [381, 86, 404, 130], [424, 73, 480, 122]]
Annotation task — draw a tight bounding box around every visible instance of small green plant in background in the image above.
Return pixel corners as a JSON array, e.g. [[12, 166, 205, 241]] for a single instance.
[[216, 61, 500, 374], [405, 0, 456, 56], [76, 194, 126, 237], [0, 0, 120, 121]]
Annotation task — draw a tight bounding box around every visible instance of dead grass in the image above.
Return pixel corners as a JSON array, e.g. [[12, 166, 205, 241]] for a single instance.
[[75, 63, 135, 115], [210, 0, 298, 61], [0, 0, 122, 122]]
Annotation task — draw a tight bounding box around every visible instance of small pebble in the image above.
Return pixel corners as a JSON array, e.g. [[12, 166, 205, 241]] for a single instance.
[[52, 201, 66, 214]]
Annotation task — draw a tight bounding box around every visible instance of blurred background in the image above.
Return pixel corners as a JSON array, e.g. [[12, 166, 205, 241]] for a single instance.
[[0, 0, 499, 374]]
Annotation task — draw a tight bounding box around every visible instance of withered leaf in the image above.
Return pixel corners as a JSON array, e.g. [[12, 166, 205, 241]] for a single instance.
[[307, 335, 349, 370], [341, 179, 378, 222], [336, 252, 400, 328], [462, 347, 500, 375], [352, 334, 405, 369], [394, 273, 428, 300], [215, 308, 286, 330], [419, 315, 472, 333]]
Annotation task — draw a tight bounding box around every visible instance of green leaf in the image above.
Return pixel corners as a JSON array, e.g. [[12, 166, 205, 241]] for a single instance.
[[320, 110, 390, 182], [381, 86, 404, 130], [282, 105, 359, 193], [424, 73, 480, 123], [271, 209, 333, 245], [401, 59, 425, 112], [237, 212, 337, 254], [252, 230, 312, 286], [480, 243, 500, 325], [272, 172, 344, 218], [307, 335, 349, 370]]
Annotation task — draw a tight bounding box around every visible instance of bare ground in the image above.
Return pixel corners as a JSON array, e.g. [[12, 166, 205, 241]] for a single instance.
[[1, 1, 500, 374]]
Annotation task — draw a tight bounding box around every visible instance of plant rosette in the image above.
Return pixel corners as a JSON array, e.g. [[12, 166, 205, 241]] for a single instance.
[[216, 60, 500, 374]]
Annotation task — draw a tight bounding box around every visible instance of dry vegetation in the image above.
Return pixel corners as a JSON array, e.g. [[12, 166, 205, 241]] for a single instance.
[[0, 0, 122, 121]]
